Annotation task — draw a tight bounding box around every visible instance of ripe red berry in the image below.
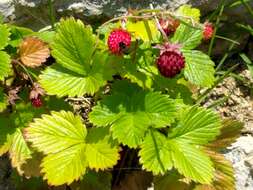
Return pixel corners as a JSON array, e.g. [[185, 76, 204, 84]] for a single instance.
[[31, 97, 43, 108], [107, 29, 131, 55], [156, 50, 185, 78], [203, 22, 214, 40], [159, 18, 180, 36]]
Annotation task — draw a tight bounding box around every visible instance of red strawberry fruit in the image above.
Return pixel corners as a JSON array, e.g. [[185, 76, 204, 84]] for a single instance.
[[203, 22, 214, 40], [31, 96, 43, 108], [107, 29, 131, 55], [156, 43, 185, 78]]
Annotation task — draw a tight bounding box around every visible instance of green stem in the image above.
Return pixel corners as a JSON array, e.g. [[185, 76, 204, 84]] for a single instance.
[[48, 0, 56, 29], [215, 43, 235, 72], [215, 35, 240, 45], [240, 0, 253, 18], [206, 96, 229, 109], [208, 0, 226, 56]]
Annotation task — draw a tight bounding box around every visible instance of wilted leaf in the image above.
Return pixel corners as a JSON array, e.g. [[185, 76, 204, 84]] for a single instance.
[[195, 150, 235, 190], [208, 119, 243, 150], [19, 37, 50, 68]]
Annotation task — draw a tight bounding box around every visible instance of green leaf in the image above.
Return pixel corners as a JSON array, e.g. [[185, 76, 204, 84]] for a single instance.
[[0, 51, 11, 81], [9, 25, 34, 47], [42, 143, 87, 185], [0, 117, 15, 155], [51, 18, 96, 74], [85, 127, 120, 171], [176, 5, 201, 22], [139, 106, 220, 183], [26, 111, 87, 154], [40, 53, 112, 97], [169, 140, 214, 184], [9, 129, 32, 175], [0, 88, 8, 112], [33, 31, 55, 43], [118, 48, 158, 89], [26, 111, 119, 185], [239, 53, 253, 78], [89, 81, 177, 148], [171, 24, 202, 50], [86, 142, 119, 170], [139, 130, 173, 175], [0, 95, 69, 175], [40, 17, 114, 97], [182, 50, 215, 87], [0, 24, 10, 49], [169, 106, 222, 145], [126, 20, 160, 42]]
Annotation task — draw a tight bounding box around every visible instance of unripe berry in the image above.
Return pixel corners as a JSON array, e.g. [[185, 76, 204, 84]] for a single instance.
[[203, 22, 214, 40]]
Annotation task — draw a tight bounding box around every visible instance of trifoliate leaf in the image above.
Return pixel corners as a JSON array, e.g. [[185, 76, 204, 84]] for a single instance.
[[208, 119, 243, 150], [168, 140, 214, 184], [139, 106, 220, 183], [169, 106, 222, 145], [139, 129, 215, 183], [0, 51, 11, 81], [139, 130, 173, 175], [171, 24, 202, 50], [176, 5, 201, 22], [19, 37, 50, 68], [126, 20, 160, 42], [182, 50, 215, 87], [0, 24, 10, 50], [0, 88, 8, 112], [39, 18, 115, 97], [89, 81, 177, 148], [26, 111, 119, 185]]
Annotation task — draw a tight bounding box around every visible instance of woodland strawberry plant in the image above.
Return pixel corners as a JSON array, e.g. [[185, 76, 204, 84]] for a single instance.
[[0, 5, 243, 190]]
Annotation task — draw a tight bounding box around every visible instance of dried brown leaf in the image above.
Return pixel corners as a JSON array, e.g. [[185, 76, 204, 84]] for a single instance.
[[29, 82, 45, 100], [196, 150, 235, 190], [208, 119, 243, 150], [19, 37, 50, 68]]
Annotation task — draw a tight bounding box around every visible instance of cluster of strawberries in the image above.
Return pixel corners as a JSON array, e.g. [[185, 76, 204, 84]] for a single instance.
[[107, 18, 214, 78]]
